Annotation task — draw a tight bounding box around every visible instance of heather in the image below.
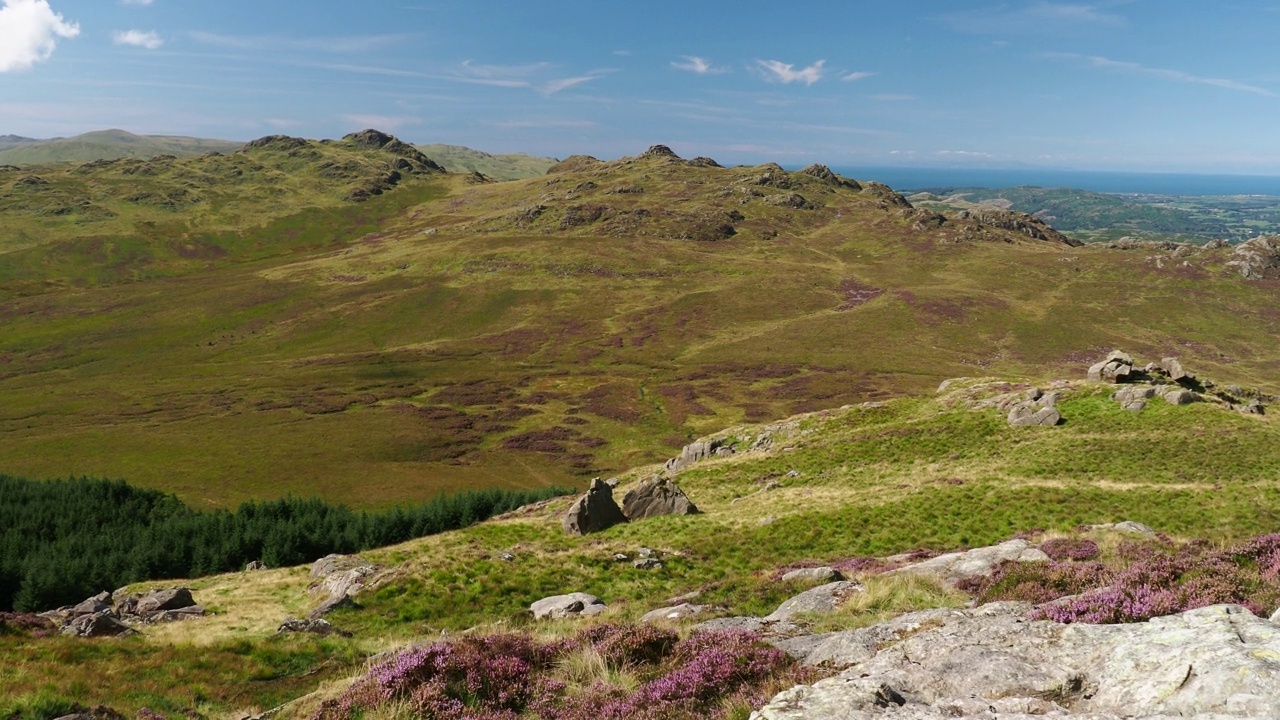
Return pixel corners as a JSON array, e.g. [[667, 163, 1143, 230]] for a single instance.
[[312, 624, 806, 720], [964, 533, 1280, 623]]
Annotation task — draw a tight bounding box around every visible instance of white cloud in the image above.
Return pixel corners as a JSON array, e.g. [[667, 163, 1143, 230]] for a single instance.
[[113, 29, 163, 49], [120, 0, 153, 5], [0, 0, 79, 72], [756, 59, 825, 86], [842, 71, 875, 82], [1047, 52, 1276, 97], [671, 55, 728, 75]]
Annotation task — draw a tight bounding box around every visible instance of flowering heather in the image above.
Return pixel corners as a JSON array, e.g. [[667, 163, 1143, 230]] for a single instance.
[[966, 533, 1280, 625], [1038, 538, 1100, 562], [314, 625, 801, 720]]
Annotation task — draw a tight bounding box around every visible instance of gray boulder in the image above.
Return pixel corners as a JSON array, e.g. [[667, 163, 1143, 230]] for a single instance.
[[782, 567, 846, 584], [136, 588, 196, 615], [621, 477, 700, 520], [530, 592, 606, 620], [1162, 387, 1201, 405], [802, 604, 1026, 668], [278, 617, 350, 637], [563, 478, 627, 535], [1161, 357, 1193, 382], [71, 591, 113, 617], [664, 439, 725, 472], [752, 604, 1280, 720], [641, 603, 709, 623], [892, 539, 1049, 586], [1088, 351, 1135, 383], [766, 581, 863, 622], [311, 553, 366, 580], [63, 611, 135, 638], [1113, 385, 1157, 412]]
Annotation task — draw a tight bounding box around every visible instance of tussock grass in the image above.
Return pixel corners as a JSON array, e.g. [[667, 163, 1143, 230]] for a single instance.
[[800, 573, 969, 634]]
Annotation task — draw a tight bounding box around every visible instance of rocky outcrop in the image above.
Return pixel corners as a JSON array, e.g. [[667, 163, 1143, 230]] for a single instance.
[[1006, 387, 1062, 427], [891, 539, 1049, 586], [1088, 350, 1135, 383], [1226, 236, 1280, 279], [753, 603, 1280, 719], [1112, 385, 1156, 412], [63, 612, 136, 638], [799, 164, 862, 190], [562, 478, 628, 535], [44, 587, 204, 637], [765, 581, 864, 622], [663, 438, 734, 472], [309, 554, 379, 617], [640, 144, 680, 160], [277, 617, 351, 637], [953, 207, 1083, 247], [621, 477, 699, 520], [530, 593, 607, 620]]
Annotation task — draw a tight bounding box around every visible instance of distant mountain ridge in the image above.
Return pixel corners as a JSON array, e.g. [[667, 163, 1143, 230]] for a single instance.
[[0, 129, 242, 166], [417, 143, 557, 180]]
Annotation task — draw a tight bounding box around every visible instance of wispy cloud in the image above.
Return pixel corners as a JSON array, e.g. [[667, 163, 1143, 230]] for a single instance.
[[190, 31, 409, 54], [939, 2, 1124, 34], [340, 114, 421, 131], [1047, 52, 1276, 97], [937, 149, 993, 158], [113, 29, 163, 49], [120, 0, 153, 5], [671, 55, 728, 75], [491, 119, 597, 129], [456, 60, 613, 95], [0, 0, 80, 72], [756, 59, 825, 86], [841, 71, 875, 82]]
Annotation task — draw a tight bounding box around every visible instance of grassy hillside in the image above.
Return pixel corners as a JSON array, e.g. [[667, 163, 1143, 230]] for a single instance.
[[0, 130, 243, 167], [417, 143, 557, 180], [1, 140, 1279, 509], [5, 372, 1280, 716]]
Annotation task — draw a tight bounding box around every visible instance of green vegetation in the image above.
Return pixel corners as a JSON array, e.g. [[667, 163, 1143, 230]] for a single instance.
[[0, 130, 242, 167], [417, 143, 557, 180], [4, 141, 1279, 510], [910, 185, 1280, 243], [0, 474, 569, 612], [6, 377, 1280, 716]]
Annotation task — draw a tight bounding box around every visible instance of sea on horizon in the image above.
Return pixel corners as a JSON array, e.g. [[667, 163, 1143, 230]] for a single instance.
[[826, 166, 1280, 197]]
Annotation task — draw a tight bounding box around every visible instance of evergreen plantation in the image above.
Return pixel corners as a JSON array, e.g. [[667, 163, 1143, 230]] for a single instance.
[[0, 475, 568, 612]]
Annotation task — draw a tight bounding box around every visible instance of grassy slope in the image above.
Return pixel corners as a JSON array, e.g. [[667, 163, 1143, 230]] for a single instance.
[[417, 143, 557, 180], [0, 130, 243, 167], [5, 376, 1280, 716], [2, 147, 1279, 508]]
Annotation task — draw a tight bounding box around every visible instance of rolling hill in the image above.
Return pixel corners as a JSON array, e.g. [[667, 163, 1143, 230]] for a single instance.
[[0, 129, 243, 167], [416, 143, 558, 180], [1, 135, 1279, 511]]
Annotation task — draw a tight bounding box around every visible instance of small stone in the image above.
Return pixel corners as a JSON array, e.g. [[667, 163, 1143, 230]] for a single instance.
[[633, 558, 664, 570]]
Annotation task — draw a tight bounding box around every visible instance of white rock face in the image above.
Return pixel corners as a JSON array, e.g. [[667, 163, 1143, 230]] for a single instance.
[[752, 604, 1280, 719]]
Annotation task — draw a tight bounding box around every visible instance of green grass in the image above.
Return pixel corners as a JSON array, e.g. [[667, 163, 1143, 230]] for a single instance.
[[2, 143, 1279, 511]]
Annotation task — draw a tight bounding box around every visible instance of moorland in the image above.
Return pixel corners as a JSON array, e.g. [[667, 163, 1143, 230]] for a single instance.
[[5, 131, 1280, 719]]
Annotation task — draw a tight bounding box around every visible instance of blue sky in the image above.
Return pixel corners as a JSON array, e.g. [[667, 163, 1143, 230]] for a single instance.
[[3, 0, 1280, 173]]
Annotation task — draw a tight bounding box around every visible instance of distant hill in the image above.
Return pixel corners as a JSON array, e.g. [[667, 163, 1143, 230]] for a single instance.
[[417, 143, 557, 180], [0, 129, 242, 166]]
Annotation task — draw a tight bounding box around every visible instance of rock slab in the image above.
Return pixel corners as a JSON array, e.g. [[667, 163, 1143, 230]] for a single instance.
[[753, 603, 1280, 719], [530, 593, 607, 620]]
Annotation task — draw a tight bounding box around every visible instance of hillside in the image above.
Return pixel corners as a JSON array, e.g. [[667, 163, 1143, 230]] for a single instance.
[[0, 130, 243, 167], [2, 137, 1280, 510], [5, 356, 1280, 717], [417, 143, 558, 180]]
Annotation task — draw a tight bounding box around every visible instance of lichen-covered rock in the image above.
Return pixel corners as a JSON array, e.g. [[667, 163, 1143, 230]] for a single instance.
[[136, 588, 196, 615], [892, 539, 1049, 586], [766, 581, 864, 622], [1007, 404, 1062, 427], [752, 604, 1280, 719], [563, 478, 627, 535], [621, 477, 699, 520]]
